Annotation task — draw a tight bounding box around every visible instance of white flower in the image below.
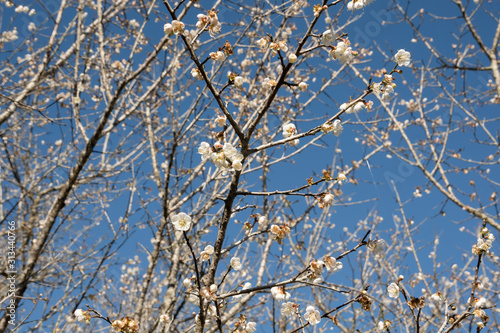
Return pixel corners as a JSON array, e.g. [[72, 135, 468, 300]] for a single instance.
[[321, 29, 335, 46], [215, 115, 226, 127], [288, 53, 298, 63], [271, 286, 290, 301], [304, 306, 321, 325], [198, 142, 211, 160], [234, 76, 244, 88], [171, 20, 185, 35], [74, 309, 86, 322], [387, 282, 400, 298], [430, 292, 442, 302], [172, 212, 191, 231], [323, 255, 343, 272], [330, 40, 355, 63], [337, 172, 347, 184], [191, 68, 203, 80], [183, 278, 192, 288], [281, 302, 295, 317], [232, 159, 243, 171], [332, 119, 343, 136], [282, 123, 297, 138], [230, 257, 242, 270], [163, 23, 173, 35], [245, 322, 257, 333], [395, 49, 411, 67], [256, 37, 269, 50], [210, 51, 225, 62], [322, 193, 334, 205], [196, 14, 209, 29], [160, 314, 170, 323], [298, 82, 308, 91]]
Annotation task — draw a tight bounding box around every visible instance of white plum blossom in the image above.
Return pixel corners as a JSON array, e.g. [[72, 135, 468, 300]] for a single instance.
[[340, 101, 365, 114], [215, 115, 226, 127], [200, 245, 214, 261], [321, 119, 343, 136], [323, 254, 343, 272], [322, 193, 334, 205], [395, 49, 411, 67], [347, 0, 375, 10], [288, 53, 298, 63], [381, 84, 394, 102], [298, 82, 308, 91], [304, 306, 321, 325], [198, 142, 211, 159], [191, 68, 203, 80], [271, 286, 290, 301], [171, 20, 185, 35], [230, 257, 242, 270], [172, 212, 191, 231], [282, 123, 297, 138], [183, 278, 192, 288], [234, 76, 244, 88], [329, 39, 356, 63], [269, 40, 288, 56], [164, 23, 173, 35], [74, 309, 87, 322], [472, 227, 495, 255], [321, 29, 335, 46], [210, 51, 225, 62], [337, 172, 347, 185], [387, 282, 400, 298], [262, 77, 277, 89], [256, 37, 269, 50], [15, 5, 29, 13], [332, 119, 343, 136], [198, 141, 243, 174], [281, 302, 296, 317], [196, 14, 209, 30]]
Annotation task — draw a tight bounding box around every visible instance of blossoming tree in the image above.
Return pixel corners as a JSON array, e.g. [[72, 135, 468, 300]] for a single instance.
[[0, 0, 499, 332]]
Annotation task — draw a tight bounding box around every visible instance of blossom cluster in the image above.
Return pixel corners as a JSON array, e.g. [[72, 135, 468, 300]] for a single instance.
[[340, 101, 367, 114], [347, 0, 375, 10], [271, 286, 290, 301], [328, 38, 357, 64], [472, 227, 495, 255], [308, 255, 343, 281], [111, 317, 140, 333], [200, 245, 214, 261], [373, 74, 396, 102], [196, 9, 221, 36], [233, 314, 257, 333], [163, 20, 185, 36], [256, 36, 289, 57], [321, 119, 343, 136], [0, 28, 18, 44], [198, 141, 244, 174], [269, 224, 291, 244], [74, 309, 91, 323], [317, 193, 334, 209]]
